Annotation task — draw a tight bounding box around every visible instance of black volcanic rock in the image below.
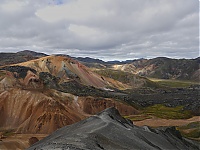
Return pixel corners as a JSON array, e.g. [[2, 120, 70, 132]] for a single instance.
[[0, 65, 37, 79], [28, 107, 199, 150]]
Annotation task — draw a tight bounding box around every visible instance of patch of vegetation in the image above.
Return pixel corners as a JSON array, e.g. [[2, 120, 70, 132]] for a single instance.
[[177, 122, 200, 140], [149, 78, 198, 88], [95, 69, 159, 88], [1, 129, 15, 137], [94, 69, 133, 83], [178, 122, 200, 130], [181, 129, 200, 139], [0, 70, 6, 76], [124, 114, 152, 121], [143, 104, 192, 119]]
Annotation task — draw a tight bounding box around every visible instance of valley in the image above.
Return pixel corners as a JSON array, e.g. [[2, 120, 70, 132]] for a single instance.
[[0, 51, 199, 149]]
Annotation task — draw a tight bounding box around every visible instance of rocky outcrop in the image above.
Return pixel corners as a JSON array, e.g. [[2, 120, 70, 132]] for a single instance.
[[28, 107, 199, 150]]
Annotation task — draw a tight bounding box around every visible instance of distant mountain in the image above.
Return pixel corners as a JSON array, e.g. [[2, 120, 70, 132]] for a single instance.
[[107, 59, 144, 64], [75, 57, 106, 64], [0, 50, 47, 66], [28, 107, 199, 150], [80, 57, 199, 81], [16, 50, 47, 57], [130, 57, 200, 81], [1, 51, 198, 81]]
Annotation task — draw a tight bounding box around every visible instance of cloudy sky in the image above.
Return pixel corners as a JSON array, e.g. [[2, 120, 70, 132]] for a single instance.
[[0, 0, 199, 61]]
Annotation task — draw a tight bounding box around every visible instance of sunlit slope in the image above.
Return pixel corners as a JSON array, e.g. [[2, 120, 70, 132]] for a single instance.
[[13, 55, 129, 89]]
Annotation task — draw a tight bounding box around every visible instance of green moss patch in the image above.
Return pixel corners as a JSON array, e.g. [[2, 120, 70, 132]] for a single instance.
[[149, 78, 197, 88], [143, 104, 192, 119], [124, 114, 152, 121], [177, 122, 200, 140], [1, 129, 15, 137], [95, 69, 159, 88]]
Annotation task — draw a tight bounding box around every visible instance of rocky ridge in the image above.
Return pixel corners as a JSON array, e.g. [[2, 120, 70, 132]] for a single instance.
[[28, 107, 199, 150]]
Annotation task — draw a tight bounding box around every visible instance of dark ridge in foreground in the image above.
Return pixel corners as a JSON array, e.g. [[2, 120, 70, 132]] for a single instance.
[[28, 107, 199, 150]]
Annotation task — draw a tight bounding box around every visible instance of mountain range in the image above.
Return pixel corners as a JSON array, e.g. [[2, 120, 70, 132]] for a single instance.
[[76, 56, 199, 81], [0, 50, 199, 149], [1, 50, 199, 81]]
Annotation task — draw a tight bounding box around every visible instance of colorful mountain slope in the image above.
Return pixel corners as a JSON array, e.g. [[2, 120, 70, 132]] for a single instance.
[[0, 55, 138, 134], [13, 55, 129, 89]]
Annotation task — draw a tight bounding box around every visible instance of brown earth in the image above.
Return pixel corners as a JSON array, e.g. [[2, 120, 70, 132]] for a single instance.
[[0, 88, 138, 134], [134, 116, 200, 127], [0, 55, 137, 135], [78, 96, 138, 116], [0, 134, 47, 150]]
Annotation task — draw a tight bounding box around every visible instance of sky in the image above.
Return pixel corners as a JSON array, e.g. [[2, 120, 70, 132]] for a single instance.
[[0, 0, 199, 61]]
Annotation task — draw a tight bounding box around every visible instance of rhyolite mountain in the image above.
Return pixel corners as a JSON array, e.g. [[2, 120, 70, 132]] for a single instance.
[[1, 50, 199, 81], [0, 51, 199, 149], [28, 107, 199, 150], [0, 52, 199, 121], [77, 57, 200, 81], [0, 55, 138, 134]]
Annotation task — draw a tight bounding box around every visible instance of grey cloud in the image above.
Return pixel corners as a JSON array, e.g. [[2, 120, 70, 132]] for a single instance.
[[0, 0, 198, 61]]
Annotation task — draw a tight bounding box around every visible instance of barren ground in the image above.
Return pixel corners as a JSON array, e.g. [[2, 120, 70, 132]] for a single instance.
[[134, 116, 200, 127]]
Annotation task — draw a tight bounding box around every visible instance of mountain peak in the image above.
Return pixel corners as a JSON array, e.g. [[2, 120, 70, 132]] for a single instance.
[[97, 107, 134, 127]]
